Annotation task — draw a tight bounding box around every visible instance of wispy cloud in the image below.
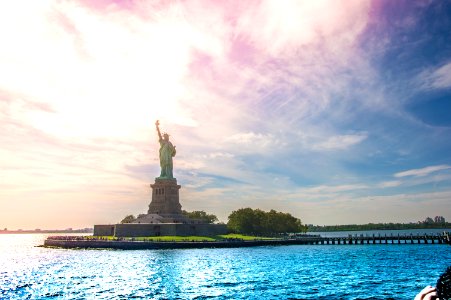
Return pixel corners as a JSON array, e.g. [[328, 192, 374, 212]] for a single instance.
[[418, 61, 451, 90], [311, 133, 368, 151], [394, 165, 451, 178], [378, 181, 402, 188], [223, 132, 276, 155]]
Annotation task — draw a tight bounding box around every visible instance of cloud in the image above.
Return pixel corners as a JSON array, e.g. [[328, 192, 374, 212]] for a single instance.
[[311, 133, 368, 151], [297, 184, 369, 194], [378, 181, 402, 188], [236, 0, 370, 57], [224, 132, 275, 152], [394, 165, 451, 178], [418, 61, 451, 90], [376, 169, 451, 190]]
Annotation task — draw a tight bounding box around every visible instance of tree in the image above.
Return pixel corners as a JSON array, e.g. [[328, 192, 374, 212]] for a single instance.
[[227, 208, 306, 235], [434, 216, 446, 223], [266, 209, 305, 234], [228, 208, 265, 234], [182, 210, 218, 224], [423, 217, 434, 224], [120, 215, 136, 224]]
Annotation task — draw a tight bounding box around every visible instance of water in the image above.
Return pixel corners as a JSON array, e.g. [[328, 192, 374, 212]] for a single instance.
[[0, 231, 450, 299]]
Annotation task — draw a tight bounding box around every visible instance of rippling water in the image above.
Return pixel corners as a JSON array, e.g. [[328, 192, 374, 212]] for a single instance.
[[1, 232, 450, 299]]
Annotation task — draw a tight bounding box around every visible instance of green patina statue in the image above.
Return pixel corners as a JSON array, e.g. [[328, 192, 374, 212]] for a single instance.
[[155, 120, 176, 179]]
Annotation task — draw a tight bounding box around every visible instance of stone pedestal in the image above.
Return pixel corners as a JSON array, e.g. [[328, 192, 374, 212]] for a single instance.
[[148, 178, 182, 216]]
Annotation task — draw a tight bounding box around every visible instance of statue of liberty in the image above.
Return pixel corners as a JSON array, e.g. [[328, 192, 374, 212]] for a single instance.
[[155, 120, 176, 179]]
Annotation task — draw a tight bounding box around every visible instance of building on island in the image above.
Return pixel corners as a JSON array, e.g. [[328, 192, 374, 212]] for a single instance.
[[94, 121, 227, 237]]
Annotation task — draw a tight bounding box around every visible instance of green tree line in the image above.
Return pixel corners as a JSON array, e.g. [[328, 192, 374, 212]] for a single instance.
[[181, 210, 218, 224], [227, 208, 307, 235]]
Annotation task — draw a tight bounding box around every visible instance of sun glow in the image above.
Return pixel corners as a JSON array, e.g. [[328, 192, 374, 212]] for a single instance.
[[1, 1, 201, 141]]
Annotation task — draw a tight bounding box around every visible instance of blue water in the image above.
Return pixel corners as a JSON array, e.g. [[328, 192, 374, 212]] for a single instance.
[[0, 231, 450, 299]]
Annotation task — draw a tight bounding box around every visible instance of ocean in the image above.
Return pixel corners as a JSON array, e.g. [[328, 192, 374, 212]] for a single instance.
[[1, 229, 450, 299]]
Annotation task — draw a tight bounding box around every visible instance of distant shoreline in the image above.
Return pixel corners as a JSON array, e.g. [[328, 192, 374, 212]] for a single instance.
[[307, 223, 451, 232], [3, 224, 451, 234]]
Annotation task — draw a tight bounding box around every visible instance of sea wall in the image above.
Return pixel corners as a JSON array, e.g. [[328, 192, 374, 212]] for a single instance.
[[93, 223, 227, 237], [93, 225, 115, 236]]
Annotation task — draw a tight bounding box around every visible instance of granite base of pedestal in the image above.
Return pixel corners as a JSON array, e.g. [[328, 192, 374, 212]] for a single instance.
[[148, 178, 182, 215]]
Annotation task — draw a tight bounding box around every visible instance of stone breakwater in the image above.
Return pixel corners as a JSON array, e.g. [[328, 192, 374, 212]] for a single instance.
[[44, 232, 450, 250]]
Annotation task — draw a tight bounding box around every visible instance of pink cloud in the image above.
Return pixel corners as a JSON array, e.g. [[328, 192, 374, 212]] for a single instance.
[[76, 0, 136, 12]]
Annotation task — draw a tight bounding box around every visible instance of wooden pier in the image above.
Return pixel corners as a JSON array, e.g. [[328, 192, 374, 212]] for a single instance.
[[305, 232, 451, 245]]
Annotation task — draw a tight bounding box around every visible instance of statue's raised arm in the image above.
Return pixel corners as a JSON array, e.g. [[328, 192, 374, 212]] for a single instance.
[[155, 120, 176, 179], [155, 120, 163, 141]]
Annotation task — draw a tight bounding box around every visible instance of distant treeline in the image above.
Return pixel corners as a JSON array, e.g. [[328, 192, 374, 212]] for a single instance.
[[308, 216, 450, 232], [308, 222, 451, 232]]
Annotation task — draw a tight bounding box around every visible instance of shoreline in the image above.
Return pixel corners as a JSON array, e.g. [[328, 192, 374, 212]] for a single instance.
[[44, 232, 451, 250]]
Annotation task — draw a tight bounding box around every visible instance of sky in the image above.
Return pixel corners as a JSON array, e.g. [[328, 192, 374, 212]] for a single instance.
[[1, 0, 451, 229]]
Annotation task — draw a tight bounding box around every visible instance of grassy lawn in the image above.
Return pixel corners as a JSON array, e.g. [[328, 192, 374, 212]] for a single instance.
[[216, 234, 275, 240], [89, 233, 276, 242], [134, 236, 216, 242], [88, 236, 115, 240]]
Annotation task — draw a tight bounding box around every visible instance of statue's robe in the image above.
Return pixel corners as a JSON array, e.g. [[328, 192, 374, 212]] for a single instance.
[[159, 139, 176, 178]]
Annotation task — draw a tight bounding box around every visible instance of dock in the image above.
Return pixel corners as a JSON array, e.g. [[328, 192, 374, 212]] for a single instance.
[[311, 232, 451, 245]]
